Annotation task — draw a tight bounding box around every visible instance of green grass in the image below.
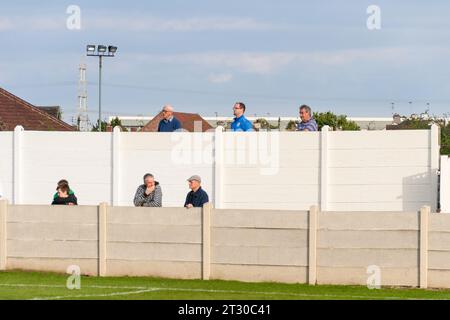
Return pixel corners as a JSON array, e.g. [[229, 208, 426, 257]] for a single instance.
[[1, 270, 450, 300]]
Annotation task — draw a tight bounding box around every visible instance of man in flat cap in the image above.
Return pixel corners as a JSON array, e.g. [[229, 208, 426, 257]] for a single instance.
[[184, 175, 209, 209]]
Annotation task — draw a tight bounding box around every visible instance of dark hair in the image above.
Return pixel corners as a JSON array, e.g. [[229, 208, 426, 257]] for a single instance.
[[300, 105, 312, 116], [236, 102, 246, 113], [143, 173, 154, 182], [58, 179, 68, 186], [57, 181, 69, 193], [56, 180, 69, 191]]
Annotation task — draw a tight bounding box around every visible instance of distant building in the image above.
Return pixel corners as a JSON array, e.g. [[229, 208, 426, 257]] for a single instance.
[[141, 111, 213, 132], [108, 116, 152, 132], [36, 106, 62, 120], [0, 88, 74, 131]]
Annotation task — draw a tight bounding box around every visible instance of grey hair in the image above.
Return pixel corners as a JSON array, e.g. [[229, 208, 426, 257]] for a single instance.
[[143, 173, 154, 181], [300, 105, 312, 115], [163, 105, 174, 112]]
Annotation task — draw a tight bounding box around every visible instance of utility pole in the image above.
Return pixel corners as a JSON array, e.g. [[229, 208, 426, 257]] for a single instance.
[[77, 60, 89, 132]]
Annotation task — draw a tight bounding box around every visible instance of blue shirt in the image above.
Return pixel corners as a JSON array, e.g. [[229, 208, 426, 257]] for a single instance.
[[184, 187, 209, 208], [297, 118, 318, 132], [158, 117, 182, 132], [231, 115, 253, 132]]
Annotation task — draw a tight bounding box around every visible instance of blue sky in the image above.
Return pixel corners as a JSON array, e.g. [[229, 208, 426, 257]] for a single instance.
[[1, 0, 450, 124]]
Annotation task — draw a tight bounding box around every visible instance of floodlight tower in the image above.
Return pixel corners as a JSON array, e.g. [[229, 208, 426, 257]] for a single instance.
[[87, 45, 118, 132]]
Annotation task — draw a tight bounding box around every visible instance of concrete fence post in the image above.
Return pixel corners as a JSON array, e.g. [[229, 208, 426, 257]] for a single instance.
[[308, 205, 319, 285], [420, 205, 430, 289], [0, 200, 7, 270], [112, 126, 121, 206], [13, 126, 24, 205], [98, 202, 108, 277], [202, 202, 212, 280], [214, 127, 224, 209], [320, 126, 330, 211]]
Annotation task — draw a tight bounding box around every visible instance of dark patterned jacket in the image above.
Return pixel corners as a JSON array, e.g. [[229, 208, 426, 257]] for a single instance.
[[133, 183, 163, 207]]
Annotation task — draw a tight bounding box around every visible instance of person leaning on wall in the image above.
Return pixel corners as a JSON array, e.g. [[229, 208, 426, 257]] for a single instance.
[[134, 173, 163, 207], [184, 175, 209, 209], [231, 102, 254, 132], [158, 105, 182, 132], [52, 180, 78, 206], [296, 105, 318, 132]]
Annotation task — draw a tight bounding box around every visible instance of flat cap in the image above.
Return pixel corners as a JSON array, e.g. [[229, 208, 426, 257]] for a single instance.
[[187, 175, 202, 182]]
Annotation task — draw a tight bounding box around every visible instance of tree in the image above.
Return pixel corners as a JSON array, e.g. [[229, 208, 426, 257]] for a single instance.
[[285, 120, 297, 131], [387, 111, 449, 155], [442, 122, 450, 155], [313, 111, 360, 131], [91, 118, 129, 132], [254, 118, 278, 131], [91, 121, 108, 132], [110, 117, 129, 132]]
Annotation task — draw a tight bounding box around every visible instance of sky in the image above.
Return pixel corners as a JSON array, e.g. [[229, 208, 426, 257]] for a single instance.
[[1, 0, 450, 124]]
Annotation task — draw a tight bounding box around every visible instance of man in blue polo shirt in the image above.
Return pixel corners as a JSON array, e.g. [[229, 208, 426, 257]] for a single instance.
[[297, 105, 318, 132], [158, 105, 182, 132], [231, 102, 254, 132], [184, 175, 209, 208]]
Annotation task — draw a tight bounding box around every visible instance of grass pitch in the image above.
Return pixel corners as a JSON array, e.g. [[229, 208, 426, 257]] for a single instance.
[[0, 271, 450, 300]]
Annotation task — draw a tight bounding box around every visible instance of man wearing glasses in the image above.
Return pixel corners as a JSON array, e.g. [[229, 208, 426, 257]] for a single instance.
[[158, 105, 182, 132], [231, 102, 254, 132]]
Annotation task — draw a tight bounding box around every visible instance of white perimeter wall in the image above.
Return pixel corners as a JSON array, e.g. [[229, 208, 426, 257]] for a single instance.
[[0, 125, 442, 212]]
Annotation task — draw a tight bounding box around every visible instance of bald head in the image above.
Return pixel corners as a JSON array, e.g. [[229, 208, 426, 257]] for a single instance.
[[162, 105, 174, 120]]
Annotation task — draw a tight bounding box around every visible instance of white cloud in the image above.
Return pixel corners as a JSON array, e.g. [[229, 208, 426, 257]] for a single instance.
[[208, 73, 233, 84], [0, 16, 65, 32], [0, 14, 274, 33], [88, 16, 274, 32], [128, 47, 414, 75], [0, 18, 13, 31]]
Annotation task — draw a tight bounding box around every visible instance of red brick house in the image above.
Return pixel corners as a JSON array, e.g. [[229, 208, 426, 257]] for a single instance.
[[0, 88, 74, 131], [141, 111, 213, 132]]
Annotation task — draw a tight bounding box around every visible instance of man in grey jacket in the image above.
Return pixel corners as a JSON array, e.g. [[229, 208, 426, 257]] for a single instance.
[[134, 173, 163, 207]]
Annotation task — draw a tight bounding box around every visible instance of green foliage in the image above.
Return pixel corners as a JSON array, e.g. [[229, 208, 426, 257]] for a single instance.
[[90, 118, 129, 132], [395, 118, 431, 130], [216, 121, 230, 129], [313, 112, 360, 131], [389, 112, 449, 155], [110, 117, 129, 132], [285, 120, 297, 131], [441, 122, 450, 155], [254, 118, 278, 131], [91, 121, 108, 132]]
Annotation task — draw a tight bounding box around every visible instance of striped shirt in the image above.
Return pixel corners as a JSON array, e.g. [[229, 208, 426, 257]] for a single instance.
[[133, 184, 163, 207], [297, 118, 318, 132]]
